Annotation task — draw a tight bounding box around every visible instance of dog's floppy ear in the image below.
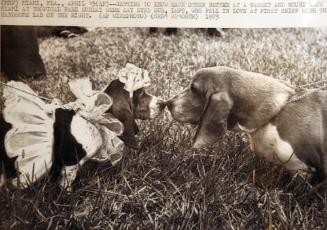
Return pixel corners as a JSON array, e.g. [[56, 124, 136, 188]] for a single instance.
[[133, 120, 139, 134], [119, 114, 140, 149], [193, 92, 233, 148], [103, 80, 140, 149]]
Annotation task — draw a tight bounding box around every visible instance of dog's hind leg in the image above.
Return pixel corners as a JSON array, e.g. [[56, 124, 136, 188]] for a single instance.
[[320, 145, 327, 190], [317, 125, 327, 190], [308, 143, 327, 193], [58, 165, 79, 191]]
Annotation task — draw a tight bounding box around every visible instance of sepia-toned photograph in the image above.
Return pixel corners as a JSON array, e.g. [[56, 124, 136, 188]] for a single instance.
[[1, 25, 327, 229]]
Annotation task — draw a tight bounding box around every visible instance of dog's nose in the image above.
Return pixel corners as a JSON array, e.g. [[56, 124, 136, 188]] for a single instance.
[[158, 101, 167, 110], [166, 99, 174, 111]]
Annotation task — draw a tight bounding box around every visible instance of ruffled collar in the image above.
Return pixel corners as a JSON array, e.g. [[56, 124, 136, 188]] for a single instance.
[[67, 78, 124, 162], [67, 78, 123, 135]]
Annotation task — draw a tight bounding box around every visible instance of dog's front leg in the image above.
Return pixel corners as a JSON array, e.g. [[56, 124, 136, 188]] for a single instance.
[[59, 165, 79, 191]]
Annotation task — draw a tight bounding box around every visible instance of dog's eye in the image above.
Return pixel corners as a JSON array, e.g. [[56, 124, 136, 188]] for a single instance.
[[190, 84, 198, 94], [134, 89, 144, 97]]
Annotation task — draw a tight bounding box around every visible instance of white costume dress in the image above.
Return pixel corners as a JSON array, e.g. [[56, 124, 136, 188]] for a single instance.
[[2, 79, 124, 188]]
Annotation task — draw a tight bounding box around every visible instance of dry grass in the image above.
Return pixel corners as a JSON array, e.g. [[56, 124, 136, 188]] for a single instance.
[[1, 28, 327, 229]]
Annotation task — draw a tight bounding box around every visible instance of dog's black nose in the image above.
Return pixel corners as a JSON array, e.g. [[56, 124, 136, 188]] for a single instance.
[[158, 101, 167, 110], [166, 100, 173, 110]]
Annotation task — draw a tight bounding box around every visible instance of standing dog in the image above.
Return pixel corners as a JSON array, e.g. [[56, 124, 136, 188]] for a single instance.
[[167, 66, 327, 184]]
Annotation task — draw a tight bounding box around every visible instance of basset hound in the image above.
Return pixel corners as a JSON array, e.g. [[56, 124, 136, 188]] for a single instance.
[[0, 79, 165, 190], [167, 66, 327, 184], [103, 79, 166, 149]]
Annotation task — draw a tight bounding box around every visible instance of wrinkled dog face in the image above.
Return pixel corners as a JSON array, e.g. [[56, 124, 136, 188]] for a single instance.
[[167, 79, 206, 124], [167, 67, 233, 148], [104, 80, 165, 149]]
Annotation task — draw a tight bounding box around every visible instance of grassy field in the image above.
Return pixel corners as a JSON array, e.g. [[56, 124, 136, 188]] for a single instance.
[[1, 27, 327, 229]]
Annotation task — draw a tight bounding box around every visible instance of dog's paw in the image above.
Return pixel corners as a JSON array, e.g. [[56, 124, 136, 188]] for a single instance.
[[59, 165, 79, 191]]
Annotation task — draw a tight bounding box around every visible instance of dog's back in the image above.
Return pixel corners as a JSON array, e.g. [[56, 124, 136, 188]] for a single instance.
[[275, 90, 327, 179], [247, 90, 327, 182]]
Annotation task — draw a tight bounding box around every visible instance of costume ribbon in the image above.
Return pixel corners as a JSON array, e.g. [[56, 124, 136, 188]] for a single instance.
[[118, 63, 151, 98]]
